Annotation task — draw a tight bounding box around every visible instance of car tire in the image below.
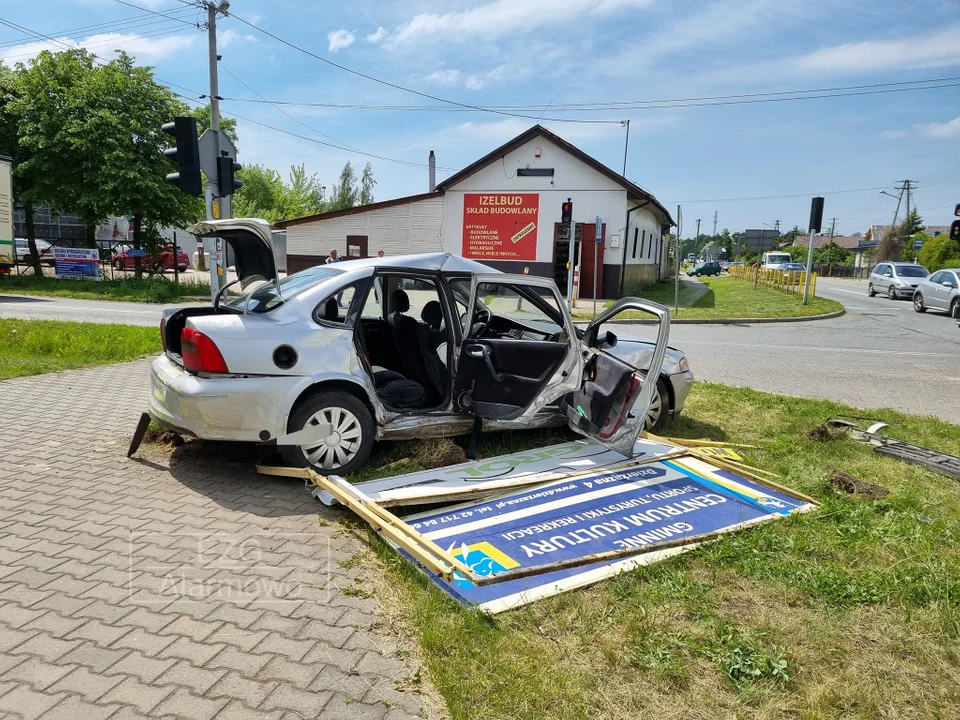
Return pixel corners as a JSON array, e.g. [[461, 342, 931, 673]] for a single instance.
[[867, 284, 875, 297], [644, 377, 670, 432], [951, 298, 959, 320], [281, 389, 375, 476], [913, 293, 926, 313], [887, 285, 896, 299]]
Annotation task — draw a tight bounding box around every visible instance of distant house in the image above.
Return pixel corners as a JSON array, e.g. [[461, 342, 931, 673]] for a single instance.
[[791, 235, 861, 250], [866, 224, 951, 242]]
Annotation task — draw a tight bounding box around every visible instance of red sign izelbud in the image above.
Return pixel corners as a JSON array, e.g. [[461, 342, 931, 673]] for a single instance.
[[462, 193, 540, 260]]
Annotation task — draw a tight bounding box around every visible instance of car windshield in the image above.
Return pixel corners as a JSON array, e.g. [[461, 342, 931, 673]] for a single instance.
[[221, 267, 342, 313], [896, 266, 928, 278]]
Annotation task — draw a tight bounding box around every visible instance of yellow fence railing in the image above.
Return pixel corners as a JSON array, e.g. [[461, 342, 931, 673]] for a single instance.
[[728, 265, 817, 297]]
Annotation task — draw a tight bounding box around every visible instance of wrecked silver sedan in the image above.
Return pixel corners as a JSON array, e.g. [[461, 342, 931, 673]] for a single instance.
[[147, 219, 693, 474]]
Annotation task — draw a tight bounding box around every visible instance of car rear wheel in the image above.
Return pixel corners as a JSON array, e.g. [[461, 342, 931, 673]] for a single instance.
[[644, 377, 670, 431], [281, 389, 375, 476], [951, 298, 959, 319], [887, 285, 896, 299], [867, 283, 875, 297], [913, 293, 926, 313]]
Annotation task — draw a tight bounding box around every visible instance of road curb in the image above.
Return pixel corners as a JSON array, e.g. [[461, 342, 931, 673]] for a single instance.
[[574, 309, 846, 325]]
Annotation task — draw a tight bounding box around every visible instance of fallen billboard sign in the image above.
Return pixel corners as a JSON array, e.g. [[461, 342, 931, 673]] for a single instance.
[[392, 455, 815, 613]]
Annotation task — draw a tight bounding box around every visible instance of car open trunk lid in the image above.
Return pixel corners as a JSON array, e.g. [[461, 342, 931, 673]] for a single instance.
[[188, 218, 277, 283]]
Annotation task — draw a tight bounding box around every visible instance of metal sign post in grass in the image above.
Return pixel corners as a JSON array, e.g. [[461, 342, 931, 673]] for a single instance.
[[803, 197, 824, 305], [594, 216, 602, 317]]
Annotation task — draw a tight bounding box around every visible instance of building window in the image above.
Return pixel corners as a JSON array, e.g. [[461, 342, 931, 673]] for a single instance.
[[632, 228, 638, 259], [648, 233, 655, 259], [640, 230, 646, 259]]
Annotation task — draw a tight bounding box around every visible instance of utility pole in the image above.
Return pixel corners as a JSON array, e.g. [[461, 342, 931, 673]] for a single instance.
[[712, 210, 718, 237], [774, 219, 781, 233], [674, 205, 682, 313], [695, 219, 701, 261], [621, 119, 630, 177], [203, 0, 230, 300], [828, 217, 837, 241]]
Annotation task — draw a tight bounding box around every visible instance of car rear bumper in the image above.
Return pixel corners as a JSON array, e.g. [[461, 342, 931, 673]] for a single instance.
[[149, 354, 303, 442]]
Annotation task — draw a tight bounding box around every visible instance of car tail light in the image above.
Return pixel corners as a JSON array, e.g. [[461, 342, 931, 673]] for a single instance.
[[181, 327, 228, 374], [159, 317, 167, 352]]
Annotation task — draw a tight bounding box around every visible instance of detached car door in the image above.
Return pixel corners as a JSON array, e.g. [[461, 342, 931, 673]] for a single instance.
[[453, 273, 582, 423], [565, 298, 671, 457]]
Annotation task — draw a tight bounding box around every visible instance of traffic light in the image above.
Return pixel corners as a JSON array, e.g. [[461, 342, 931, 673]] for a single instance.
[[951, 220, 960, 241], [162, 117, 201, 196], [561, 198, 573, 223], [217, 156, 242, 197], [808, 196, 824, 233]]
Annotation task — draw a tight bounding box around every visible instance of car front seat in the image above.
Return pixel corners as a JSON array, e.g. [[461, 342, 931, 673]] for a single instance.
[[387, 289, 431, 399], [417, 300, 448, 397]]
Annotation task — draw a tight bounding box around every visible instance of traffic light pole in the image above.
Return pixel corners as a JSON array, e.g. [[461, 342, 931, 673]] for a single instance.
[[205, 1, 223, 301]]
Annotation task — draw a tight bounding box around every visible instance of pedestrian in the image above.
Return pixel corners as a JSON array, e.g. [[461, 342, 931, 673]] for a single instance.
[[377, 250, 384, 258], [326, 248, 344, 306]]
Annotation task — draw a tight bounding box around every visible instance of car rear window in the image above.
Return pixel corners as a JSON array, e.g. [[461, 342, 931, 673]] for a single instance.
[[224, 267, 342, 313], [896, 266, 928, 278]]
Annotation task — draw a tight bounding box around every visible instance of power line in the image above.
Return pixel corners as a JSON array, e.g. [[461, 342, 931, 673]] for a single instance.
[[220, 109, 461, 171], [0, 26, 193, 61], [108, 0, 199, 27], [217, 75, 960, 114], [666, 186, 889, 204], [0, 8, 196, 49], [228, 11, 622, 125]]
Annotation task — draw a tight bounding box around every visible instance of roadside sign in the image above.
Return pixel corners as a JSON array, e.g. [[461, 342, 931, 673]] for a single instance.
[[198, 129, 238, 180], [913, 238, 924, 250], [54, 247, 102, 281], [391, 455, 815, 613], [595, 216, 603, 243], [128, 248, 147, 257], [0, 157, 12, 264]]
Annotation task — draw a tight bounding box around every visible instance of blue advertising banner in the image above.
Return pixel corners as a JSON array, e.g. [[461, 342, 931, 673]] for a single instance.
[[54, 247, 101, 281], [391, 455, 815, 613]]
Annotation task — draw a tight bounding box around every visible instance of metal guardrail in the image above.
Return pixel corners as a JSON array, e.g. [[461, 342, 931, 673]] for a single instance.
[[728, 265, 818, 297]]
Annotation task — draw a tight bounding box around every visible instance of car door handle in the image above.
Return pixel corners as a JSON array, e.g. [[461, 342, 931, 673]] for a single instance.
[[464, 343, 501, 382]]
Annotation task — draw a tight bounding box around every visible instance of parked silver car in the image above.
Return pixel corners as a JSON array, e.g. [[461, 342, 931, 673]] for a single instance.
[[14, 238, 55, 265], [868, 262, 930, 299], [148, 219, 694, 475], [913, 268, 960, 316]]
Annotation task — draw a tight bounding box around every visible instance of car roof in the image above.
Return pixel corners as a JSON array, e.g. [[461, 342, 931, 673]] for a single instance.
[[890, 262, 924, 267], [324, 252, 498, 274]]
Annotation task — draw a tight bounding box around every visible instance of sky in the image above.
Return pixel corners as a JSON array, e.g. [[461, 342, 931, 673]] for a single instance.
[[1, 0, 958, 236]]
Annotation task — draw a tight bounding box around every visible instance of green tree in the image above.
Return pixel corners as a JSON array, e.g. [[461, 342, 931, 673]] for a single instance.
[[0, 62, 44, 276], [814, 241, 852, 265], [328, 160, 358, 210], [360, 161, 376, 205], [788, 244, 809, 262], [281, 164, 325, 219], [917, 234, 960, 273], [233, 163, 325, 223]]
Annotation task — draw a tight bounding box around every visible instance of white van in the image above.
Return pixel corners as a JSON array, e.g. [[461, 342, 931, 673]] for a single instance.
[[761, 252, 792, 270]]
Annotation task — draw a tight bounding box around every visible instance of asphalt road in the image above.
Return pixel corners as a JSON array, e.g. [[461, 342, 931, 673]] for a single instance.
[[3, 279, 958, 424]]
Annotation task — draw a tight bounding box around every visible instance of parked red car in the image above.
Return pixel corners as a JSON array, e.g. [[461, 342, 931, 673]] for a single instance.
[[112, 246, 189, 272]]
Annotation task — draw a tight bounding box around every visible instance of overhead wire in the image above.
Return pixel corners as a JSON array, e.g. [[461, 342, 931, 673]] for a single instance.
[[108, 0, 199, 27], [0, 7, 196, 49]]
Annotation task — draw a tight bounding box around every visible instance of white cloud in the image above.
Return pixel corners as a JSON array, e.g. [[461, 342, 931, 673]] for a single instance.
[[425, 69, 461, 86], [327, 29, 355, 53], [918, 116, 960, 138], [366, 27, 387, 44], [785, 27, 960, 74], [0, 32, 196, 64], [879, 129, 908, 140], [219, 29, 259, 48], [389, 0, 653, 45], [464, 65, 510, 90]]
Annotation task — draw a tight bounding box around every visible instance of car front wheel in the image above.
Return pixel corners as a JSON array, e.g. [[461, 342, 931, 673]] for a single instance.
[[913, 293, 926, 313], [644, 377, 670, 431], [868, 284, 875, 297], [281, 389, 375, 475], [887, 285, 896, 299]]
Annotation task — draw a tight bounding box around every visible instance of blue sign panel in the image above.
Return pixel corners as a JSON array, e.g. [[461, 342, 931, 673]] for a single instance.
[[128, 248, 147, 257], [913, 238, 924, 250], [54, 247, 101, 281], [595, 216, 603, 243], [395, 457, 814, 613]]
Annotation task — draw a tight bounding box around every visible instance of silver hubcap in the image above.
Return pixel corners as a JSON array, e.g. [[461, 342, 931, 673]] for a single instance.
[[301, 406, 362, 470], [914, 295, 922, 309], [645, 387, 663, 429]]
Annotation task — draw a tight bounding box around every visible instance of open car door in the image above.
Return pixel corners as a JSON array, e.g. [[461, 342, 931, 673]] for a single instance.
[[453, 273, 581, 423], [565, 298, 671, 457]]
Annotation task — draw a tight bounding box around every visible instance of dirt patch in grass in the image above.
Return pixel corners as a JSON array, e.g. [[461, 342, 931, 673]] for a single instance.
[[828, 466, 890, 499], [805, 424, 847, 442]]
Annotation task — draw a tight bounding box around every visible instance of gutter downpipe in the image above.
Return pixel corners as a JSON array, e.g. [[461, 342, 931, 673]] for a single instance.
[[619, 200, 650, 297]]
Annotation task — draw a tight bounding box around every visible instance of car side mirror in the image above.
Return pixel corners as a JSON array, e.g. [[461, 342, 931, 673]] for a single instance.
[[944, 281, 954, 288], [599, 330, 617, 349]]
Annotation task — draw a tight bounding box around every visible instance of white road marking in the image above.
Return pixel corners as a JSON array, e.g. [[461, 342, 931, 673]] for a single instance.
[[679, 340, 944, 358]]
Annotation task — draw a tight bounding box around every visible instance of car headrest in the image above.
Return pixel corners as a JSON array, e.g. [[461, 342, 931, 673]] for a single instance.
[[391, 289, 410, 313], [421, 300, 443, 329], [323, 298, 339, 321]]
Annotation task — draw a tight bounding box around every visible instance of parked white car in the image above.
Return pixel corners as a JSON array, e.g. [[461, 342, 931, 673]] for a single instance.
[[147, 219, 694, 474], [868, 262, 929, 299], [913, 268, 960, 316]]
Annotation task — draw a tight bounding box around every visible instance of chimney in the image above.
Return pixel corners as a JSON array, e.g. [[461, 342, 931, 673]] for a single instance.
[[428, 150, 436, 192]]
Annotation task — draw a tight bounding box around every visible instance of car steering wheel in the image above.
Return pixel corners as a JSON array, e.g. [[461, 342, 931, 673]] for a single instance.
[[468, 322, 488, 339]]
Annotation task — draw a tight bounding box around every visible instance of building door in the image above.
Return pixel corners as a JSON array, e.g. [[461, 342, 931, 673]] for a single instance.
[[346, 235, 368, 259], [553, 222, 582, 296], [578, 223, 605, 299]]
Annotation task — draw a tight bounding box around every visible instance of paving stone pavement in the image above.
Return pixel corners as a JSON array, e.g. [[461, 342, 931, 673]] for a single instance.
[[0, 359, 433, 720]]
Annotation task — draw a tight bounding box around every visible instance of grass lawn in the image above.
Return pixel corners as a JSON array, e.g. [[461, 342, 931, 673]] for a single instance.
[[345, 386, 960, 720], [0, 274, 210, 303], [575, 275, 843, 320], [0, 318, 160, 379]]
